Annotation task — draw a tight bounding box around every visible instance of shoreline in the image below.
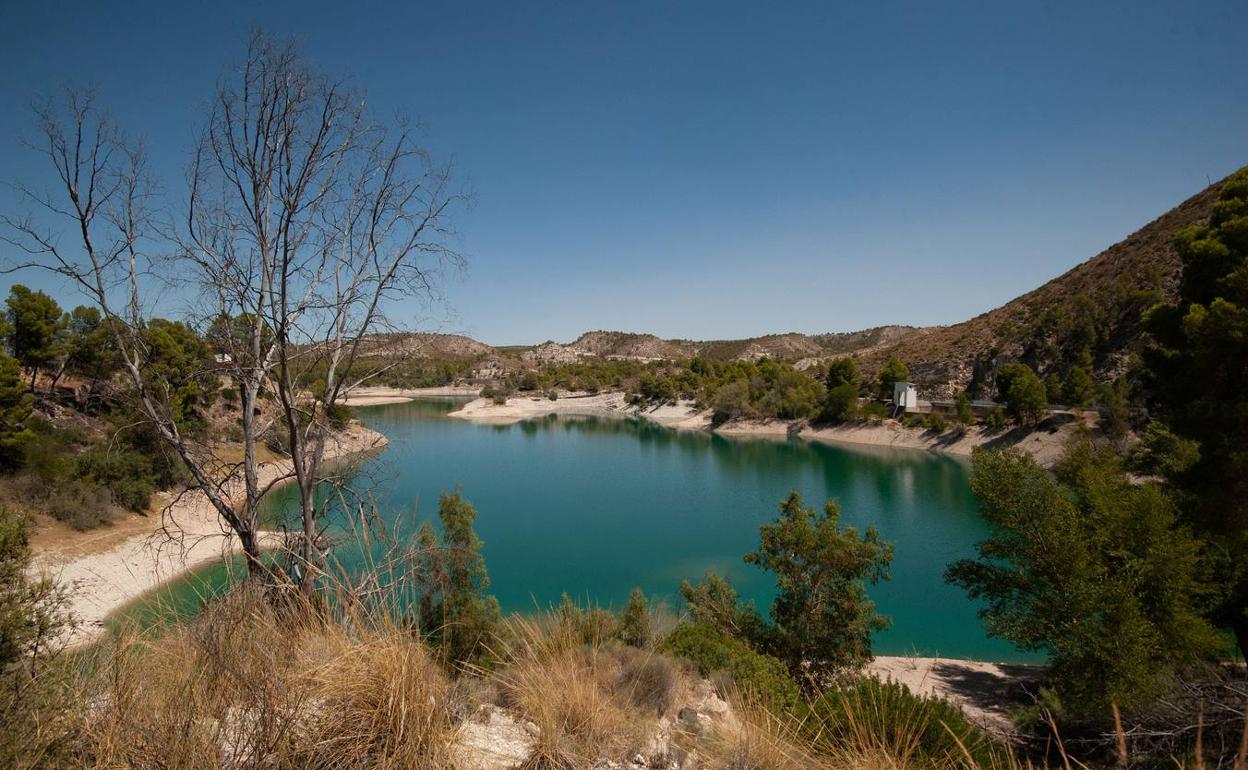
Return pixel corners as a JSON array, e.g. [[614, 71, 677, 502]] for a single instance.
[[340, 384, 480, 406], [33, 422, 388, 646], [869, 655, 1039, 736], [30, 403, 1042, 732], [447, 391, 1081, 465]]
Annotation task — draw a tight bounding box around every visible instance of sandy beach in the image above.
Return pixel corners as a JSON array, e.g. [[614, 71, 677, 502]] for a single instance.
[[33, 422, 388, 645], [448, 391, 1080, 465], [869, 655, 1039, 736], [340, 385, 481, 406], [448, 391, 713, 429]]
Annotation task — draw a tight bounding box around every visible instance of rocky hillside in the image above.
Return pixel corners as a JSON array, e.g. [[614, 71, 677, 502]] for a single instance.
[[355, 332, 495, 359], [858, 173, 1228, 396], [354, 170, 1233, 395]]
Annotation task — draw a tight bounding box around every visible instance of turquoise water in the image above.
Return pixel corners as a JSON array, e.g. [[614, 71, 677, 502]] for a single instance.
[[116, 398, 1031, 662]]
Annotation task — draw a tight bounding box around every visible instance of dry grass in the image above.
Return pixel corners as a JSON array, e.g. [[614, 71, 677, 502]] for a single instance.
[[28, 577, 1246, 770], [492, 613, 653, 767], [69, 588, 461, 770]]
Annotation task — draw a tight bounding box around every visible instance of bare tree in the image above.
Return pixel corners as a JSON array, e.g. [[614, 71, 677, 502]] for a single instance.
[[0, 88, 262, 565], [185, 32, 464, 588], [2, 32, 464, 587]]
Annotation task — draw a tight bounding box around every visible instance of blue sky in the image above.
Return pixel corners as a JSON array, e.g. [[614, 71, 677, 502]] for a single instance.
[[1, 1, 1245, 345]]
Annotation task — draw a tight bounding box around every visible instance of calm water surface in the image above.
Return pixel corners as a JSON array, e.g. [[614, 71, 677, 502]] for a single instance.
[[118, 398, 1031, 662]]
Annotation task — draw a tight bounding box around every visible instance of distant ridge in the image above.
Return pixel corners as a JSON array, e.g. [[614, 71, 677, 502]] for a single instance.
[[359, 170, 1237, 397]]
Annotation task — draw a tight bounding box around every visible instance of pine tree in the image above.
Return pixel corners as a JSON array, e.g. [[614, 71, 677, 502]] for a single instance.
[[746, 491, 893, 688], [618, 587, 651, 648], [415, 491, 501, 666]]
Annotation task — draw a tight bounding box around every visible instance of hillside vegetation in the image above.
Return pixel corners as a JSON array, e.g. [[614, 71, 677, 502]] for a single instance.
[[361, 174, 1227, 404]]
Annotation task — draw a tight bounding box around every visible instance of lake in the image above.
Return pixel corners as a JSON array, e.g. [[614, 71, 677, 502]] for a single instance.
[[118, 397, 1030, 662]]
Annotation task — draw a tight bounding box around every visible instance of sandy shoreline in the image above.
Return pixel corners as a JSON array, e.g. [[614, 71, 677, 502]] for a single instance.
[[34, 422, 388, 645], [32, 392, 1042, 729], [340, 384, 480, 406], [869, 655, 1038, 736], [448, 391, 1079, 464]]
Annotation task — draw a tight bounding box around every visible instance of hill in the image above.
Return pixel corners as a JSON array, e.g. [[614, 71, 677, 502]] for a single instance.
[[860, 174, 1228, 396], [352, 171, 1233, 397]]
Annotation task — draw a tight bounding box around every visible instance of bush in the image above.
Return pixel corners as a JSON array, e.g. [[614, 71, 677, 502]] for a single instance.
[[44, 478, 116, 530], [0, 507, 73, 768], [618, 587, 651, 648], [800, 676, 1003, 768], [955, 393, 974, 425], [820, 382, 860, 423], [76, 446, 157, 513], [660, 624, 799, 712], [985, 406, 1006, 431], [325, 401, 353, 429], [924, 412, 947, 433], [860, 401, 889, 420]]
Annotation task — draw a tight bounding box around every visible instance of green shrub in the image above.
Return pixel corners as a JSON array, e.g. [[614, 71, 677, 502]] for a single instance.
[[985, 407, 1006, 431], [76, 446, 157, 513], [955, 393, 974, 425], [618, 587, 651, 648], [924, 412, 948, 433], [860, 401, 889, 420], [800, 676, 1004, 768], [660, 624, 799, 711], [325, 401, 353, 429], [820, 382, 860, 423]]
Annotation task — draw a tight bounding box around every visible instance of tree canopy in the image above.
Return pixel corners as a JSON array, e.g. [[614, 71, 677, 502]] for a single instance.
[[995, 362, 1047, 424], [1143, 166, 1248, 659], [946, 445, 1219, 716], [3, 286, 65, 390], [746, 490, 893, 688], [415, 491, 502, 666]]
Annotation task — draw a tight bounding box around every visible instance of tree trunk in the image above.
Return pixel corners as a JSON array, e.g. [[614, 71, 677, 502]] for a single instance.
[[239, 527, 264, 580]]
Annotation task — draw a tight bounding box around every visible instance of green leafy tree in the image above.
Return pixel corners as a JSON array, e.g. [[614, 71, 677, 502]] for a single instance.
[[746, 491, 893, 688], [1044, 373, 1064, 404], [0, 354, 34, 468], [59, 306, 121, 388], [1063, 365, 1096, 408], [1097, 378, 1131, 442], [3, 286, 65, 391], [824, 357, 859, 389], [618, 587, 651, 648], [955, 393, 974, 425], [1133, 420, 1200, 479], [946, 445, 1219, 716], [710, 380, 751, 426], [985, 406, 1006, 430], [820, 382, 860, 423], [877, 356, 909, 399], [0, 507, 72, 768], [756, 369, 823, 420], [416, 491, 502, 667], [995, 362, 1047, 424], [140, 319, 214, 426], [1142, 167, 1248, 658], [679, 571, 768, 644]]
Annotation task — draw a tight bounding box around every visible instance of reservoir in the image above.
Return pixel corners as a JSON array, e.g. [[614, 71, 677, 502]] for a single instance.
[[120, 397, 1030, 662]]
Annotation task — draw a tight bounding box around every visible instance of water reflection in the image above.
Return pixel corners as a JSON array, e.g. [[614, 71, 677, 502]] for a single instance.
[[123, 399, 1030, 662]]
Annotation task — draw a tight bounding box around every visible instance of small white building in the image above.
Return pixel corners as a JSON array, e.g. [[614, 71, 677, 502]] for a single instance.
[[893, 381, 919, 411]]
